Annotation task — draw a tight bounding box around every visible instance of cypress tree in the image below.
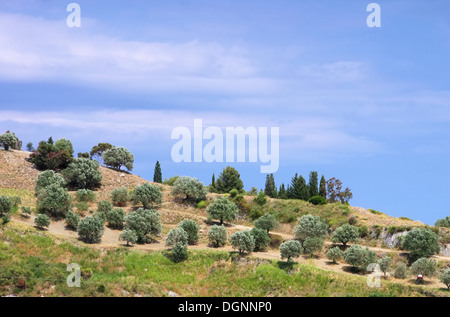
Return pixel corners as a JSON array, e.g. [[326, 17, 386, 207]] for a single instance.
[[153, 161, 162, 183], [319, 175, 327, 198], [278, 183, 287, 199], [309, 171, 319, 197], [210, 173, 216, 192], [264, 174, 277, 198]]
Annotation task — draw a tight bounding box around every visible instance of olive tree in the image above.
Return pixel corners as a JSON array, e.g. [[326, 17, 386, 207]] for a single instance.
[[34, 214, 51, 230], [250, 228, 270, 252], [280, 240, 303, 262], [331, 224, 359, 248], [111, 187, 129, 206], [254, 213, 278, 234], [402, 228, 440, 261], [303, 237, 324, 257], [378, 257, 392, 278], [97, 199, 113, 213], [103, 147, 134, 171], [37, 183, 72, 218], [230, 231, 255, 255], [62, 158, 102, 190], [440, 269, 450, 290], [35, 170, 66, 192], [208, 225, 227, 248], [65, 210, 81, 230], [344, 245, 376, 271], [171, 242, 188, 263], [77, 216, 104, 243], [206, 197, 238, 225], [0, 132, 18, 150], [179, 219, 200, 245], [293, 214, 328, 242], [124, 208, 161, 243], [0, 195, 12, 217], [394, 262, 408, 279], [131, 183, 162, 209], [410, 258, 437, 278], [119, 229, 138, 246], [166, 227, 188, 247], [106, 208, 125, 229], [171, 176, 207, 202], [326, 247, 344, 264]]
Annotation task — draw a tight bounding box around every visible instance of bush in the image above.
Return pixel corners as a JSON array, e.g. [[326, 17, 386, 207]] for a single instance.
[[179, 219, 200, 245], [308, 195, 327, 206], [269, 234, 284, 249], [94, 211, 107, 224], [435, 216, 450, 228], [62, 158, 102, 190], [410, 258, 437, 278], [0, 195, 12, 217], [131, 183, 162, 209], [378, 256, 392, 277], [215, 166, 244, 193], [34, 214, 51, 229], [124, 208, 161, 243], [440, 269, 450, 290], [326, 247, 344, 264], [75, 189, 96, 203], [76, 202, 89, 212], [171, 242, 188, 263], [196, 201, 207, 209], [163, 176, 180, 186], [250, 228, 270, 252], [280, 240, 303, 262], [254, 190, 267, 206], [35, 170, 66, 192], [30, 138, 74, 170], [230, 231, 255, 255], [110, 187, 129, 207], [21, 206, 32, 218], [77, 216, 104, 243], [254, 213, 278, 234], [303, 237, 324, 257], [402, 228, 440, 261], [331, 224, 359, 248], [106, 208, 125, 229], [0, 132, 19, 150], [102, 147, 134, 171], [166, 227, 188, 247], [119, 229, 138, 246], [344, 245, 376, 271], [293, 214, 328, 242], [206, 197, 238, 225], [65, 210, 81, 230], [208, 225, 227, 248], [97, 200, 113, 214], [229, 189, 239, 198], [171, 176, 207, 202], [358, 225, 369, 238], [37, 183, 72, 218], [394, 262, 408, 279]]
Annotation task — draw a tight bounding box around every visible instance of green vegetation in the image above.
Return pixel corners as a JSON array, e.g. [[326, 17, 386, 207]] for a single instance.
[[106, 208, 125, 229], [293, 214, 328, 242], [0, 132, 21, 151], [394, 262, 408, 279], [34, 214, 51, 230], [124, 208, 161, 244], [215, 166, 244, 193], [30, 137, 74, 170], [131, 183, 162, 209], [344, 245, 376, 271], [153, 161, 162, 183], [37, 183, 72, 218], [65, 210, 81, 230], [166, 227, 188, 247], [171, 176, 207, 202], [208, 225, 227, 248], [254, 213, 278, 234], [62, 158, 102, 190], [103, 147, 134, 171], [77, 216, 104, 244], [326, 247, 344, 264], [178, 220, 200, 245], [410, 258, 437, 279], [280, 240, 303, 262], [440, 269, 450, 290], [75, 189, 96, 203], [206, 196, 238, 225], [250, 228, 270, 252], [331, 224, 359, 248], [230, 231, 255, 255], [35, 170, 66, 192], [401, 228, 440, 262], [435, 216, 450, 228], [110, 187, 129, 207]]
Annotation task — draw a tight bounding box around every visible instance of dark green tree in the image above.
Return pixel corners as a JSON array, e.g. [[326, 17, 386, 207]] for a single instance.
[[215, 166, 244, 193], [319, 175, 327, 198], [264, 174, 277, 198], [90, 143, 114, 165], [309, 171, 319, 198], [278, 183, 287, 199], [298, 175, 310, 201], [153, 161, 162, 183], [210, 173, 216, 193]]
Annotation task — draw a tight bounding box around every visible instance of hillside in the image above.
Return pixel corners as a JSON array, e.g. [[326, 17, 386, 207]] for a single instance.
[[1, 149, 449, 297]]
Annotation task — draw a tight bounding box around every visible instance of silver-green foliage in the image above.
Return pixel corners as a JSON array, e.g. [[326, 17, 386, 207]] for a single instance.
[[77, 216, 104, 243], [280, 240, 303, 262], [377, 256, 392, 277], [326, 247, 344, 264], [440, 269, 450, 290], [208, 225, 227, 248], [410, 258, 437, 277], [106, 208, 125, 229], [35, 170, 66, 192], [110, 187, 129, 206], [179, 219, 200, 245], [119, 229, 138, 246], [37, 183, 72, 218], [206, 197, 238, 225], [102, 147, 134, 171], [394, 262, 408, 279], [293, 214, 328, 242], [230, 231, 255, 254], [250, 227, 270, 252], [344, 244, 376, 270], [171, 176, 207, 202], [166, 227, 188, 247], [65, 210, 81, 230], [254, 213, 278, 234], [0, 195, 12, 216], [330, 224, 359, 247], [62, 158, 102, 190], [34, 214, 51, 229], [124, 208, 161, 243], [131, 183, 162, 209]]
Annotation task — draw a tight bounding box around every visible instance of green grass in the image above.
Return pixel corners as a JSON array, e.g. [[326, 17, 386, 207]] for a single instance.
[[1, 222, 448, 297], [0, 188, 36, 208]]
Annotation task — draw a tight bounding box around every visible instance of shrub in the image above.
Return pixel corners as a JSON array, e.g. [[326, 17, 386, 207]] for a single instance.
[[269, 234, 284, 249], [402, 228, 440, 261], [102, 147, 134, 171], [208, 225, 227, 248], [77, 216, 104, 243], [94, 211, 107, 224], [30, 138, 74, 170], [106, 208, 125, 229], [229, 189, 239, 198], [35, 170, 66, 192], [37, 184, 72, 218], [1, 212, 11, 224], [65, 210, 81, 230], [97, 200, 113, 214], [435, 216, 450, 228], [166, 227, 188, 247], [280, 240, 303, 262], [326, 247, 344, 264], [344, 245, 376, 271], [0, 196, 12, 217], [215, 166, 244, 193], [331, 224, 359, 248], [75, 189, 96, 203], [254, 213, 278, 234], [163, 176, 180, 186], [293, 214, 328, 242], [358, 225, 369, 238], [171, 176, 207, 202], [124, 208, 161, 243], [0, 132, 19, 150], [230, 231, 255, 255], [250, 228, 270, 252], [378, 257, 392, 278], [34, 214, 51, 229], [410, 258, 437, 278], [131, 183, 162, 209], [308, 195, 327, 206], [119, 229, 138, 246], [254, 190, 267, 206], [21, 206, 32, 218], [62, 158, 102, 190], [76, 202, 89, 212], [179, 219, 200, 245], [394, 262, 408, 279], [171, 242, 188, 263], [206, 197, 238, 225], [303, 237, 324, 257], [110, 187, 129, 207], [440, 269, 450, 290], [196, 201, 207, 209]]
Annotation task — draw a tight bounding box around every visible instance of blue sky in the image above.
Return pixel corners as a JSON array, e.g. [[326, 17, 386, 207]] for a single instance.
[[1, 0, 449, 224]]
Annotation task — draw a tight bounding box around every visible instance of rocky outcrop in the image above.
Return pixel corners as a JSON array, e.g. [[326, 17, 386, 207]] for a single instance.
[[440, 244, 450, 257]]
